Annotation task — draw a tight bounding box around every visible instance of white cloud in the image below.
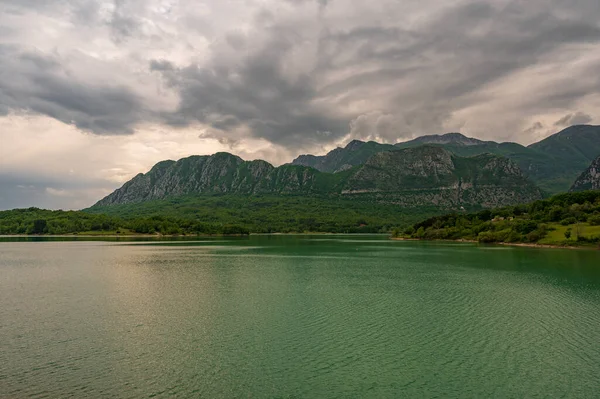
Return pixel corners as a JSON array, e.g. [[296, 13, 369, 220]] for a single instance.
[[0, 113, 294, 209]]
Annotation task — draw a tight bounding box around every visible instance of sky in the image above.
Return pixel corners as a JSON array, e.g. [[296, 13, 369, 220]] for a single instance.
[[1, 0, 600, 210]]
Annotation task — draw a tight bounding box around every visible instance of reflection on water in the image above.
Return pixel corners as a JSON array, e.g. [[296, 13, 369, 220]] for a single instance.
[[1, 236, 599, 398]]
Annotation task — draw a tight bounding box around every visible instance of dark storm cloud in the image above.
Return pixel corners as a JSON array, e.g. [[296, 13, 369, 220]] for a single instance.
[[0, 45, 144, 134], [2, 0, 600, 145], [155, 32, 348, 146], [150, 0, 600, 145]]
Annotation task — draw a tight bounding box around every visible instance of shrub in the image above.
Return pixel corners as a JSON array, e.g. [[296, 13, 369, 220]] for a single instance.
[[506, 230, 523, 243], [514, 220, 538, 234], [577, 235, 600, 243], [560, 217, 577, 226], [477, 231, 498, 243], [588, 214, 600, 226], [526, 229, 547, 243]]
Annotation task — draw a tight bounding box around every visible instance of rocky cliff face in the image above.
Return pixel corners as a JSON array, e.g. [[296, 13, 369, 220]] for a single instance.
[[341, 146, 543, 208], [94, 153, 340, 206], [570, 156, 600, 191], [93, 146, 542, 209]]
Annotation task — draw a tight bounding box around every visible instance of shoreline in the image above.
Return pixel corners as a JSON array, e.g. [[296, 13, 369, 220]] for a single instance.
[[1, 234, 596, 249], [0, 232, 387, 239], [0, 233, 246, 238], [390, 236, 597, 250]]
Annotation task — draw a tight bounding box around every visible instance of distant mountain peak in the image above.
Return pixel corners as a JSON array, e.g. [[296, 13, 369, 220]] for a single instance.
[[344, 139, 366, 151], [397, 132, 487, 147], [555, 124, 599, 136], [291, 140, 396, 173]]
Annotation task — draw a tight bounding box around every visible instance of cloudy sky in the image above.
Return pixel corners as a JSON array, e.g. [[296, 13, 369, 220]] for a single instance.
[[1, 0, 599, 210]]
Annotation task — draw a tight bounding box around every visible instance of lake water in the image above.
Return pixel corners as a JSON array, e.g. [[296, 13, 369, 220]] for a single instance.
[[1, 236, 599, 398]]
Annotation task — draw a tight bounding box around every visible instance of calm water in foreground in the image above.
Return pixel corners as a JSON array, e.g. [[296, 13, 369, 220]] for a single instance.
[[1, 236, 599, 398]]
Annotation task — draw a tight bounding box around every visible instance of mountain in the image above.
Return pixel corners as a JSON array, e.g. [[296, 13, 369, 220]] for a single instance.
[[570, 155, 600, 192], [340, 146, 542, 208], [291, 126, 600, 194], [396, 134, 565, 193], [94, 152, 346, 206], [528, 125, 600, 164], [526, 125, 600, 191], [396, 128, 600, 193], [395, 132, 489, 147], [291, 140, 397, 173], [93, 146, 542, 210]]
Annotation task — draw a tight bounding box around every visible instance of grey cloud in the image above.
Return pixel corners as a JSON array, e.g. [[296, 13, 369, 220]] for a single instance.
[[0, 172, 113, 210], [523, 121, 545, 135], [109, 0, 140, 42], [554, 112, 593, 126], [0, 46, 144, 134], [284, 0, 329, 7], [150, 0, 600, 146], [71, 0, 101, 24], [155, 32, 348, 146], [3, 0, 600, 149], [149, 59, 177, 72], [569, 112, 593, 125]]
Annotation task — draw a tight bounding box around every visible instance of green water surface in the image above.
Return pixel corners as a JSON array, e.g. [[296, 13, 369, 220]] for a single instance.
[[1, 236, 599, 398]]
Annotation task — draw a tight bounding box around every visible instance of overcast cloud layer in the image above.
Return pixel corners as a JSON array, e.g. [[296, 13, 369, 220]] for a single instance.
[[1, 0, 600, 209]]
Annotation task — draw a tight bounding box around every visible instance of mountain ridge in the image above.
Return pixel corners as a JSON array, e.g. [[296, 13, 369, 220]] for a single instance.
[[93, 146, 542, 210], [291, 125, 600, 193]]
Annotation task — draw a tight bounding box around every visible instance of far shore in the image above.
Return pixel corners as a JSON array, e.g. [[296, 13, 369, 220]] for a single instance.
[[2, 234, 597, 249], [0, 233, 245, 238], [390, 236, 598, 250], [0, 232, 387, 239]]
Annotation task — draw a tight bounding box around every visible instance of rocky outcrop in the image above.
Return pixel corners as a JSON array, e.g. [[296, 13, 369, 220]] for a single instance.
[[94, 153, 340, 206], [570, 156, 600, 191], [341, 146, 543, 208]]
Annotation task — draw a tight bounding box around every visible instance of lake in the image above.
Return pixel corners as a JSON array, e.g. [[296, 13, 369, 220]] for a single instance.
[[1, 236, 599, 398]]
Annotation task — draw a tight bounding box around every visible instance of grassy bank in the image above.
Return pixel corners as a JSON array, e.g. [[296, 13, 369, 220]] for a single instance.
[[393, 191, 600, 248]]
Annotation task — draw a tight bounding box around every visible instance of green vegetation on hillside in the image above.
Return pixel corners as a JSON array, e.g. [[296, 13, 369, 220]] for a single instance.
[[294, 126, 600, 195], [1, 195, 446, 236], [88, 195, 444, 233], [395, 191, 600, 247], [95, 146, 542, 210], [400, 126, 600, 194], [0, 208, 250, 236]]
